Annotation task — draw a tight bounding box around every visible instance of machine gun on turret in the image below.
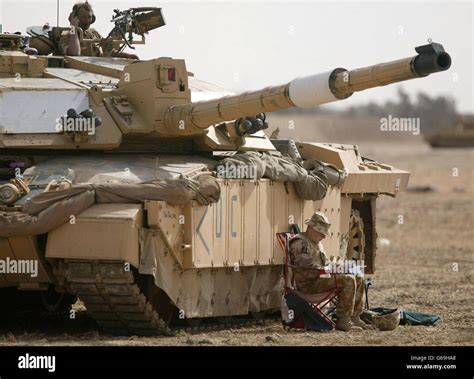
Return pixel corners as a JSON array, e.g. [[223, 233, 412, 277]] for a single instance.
[[101, 7, 166, 56]]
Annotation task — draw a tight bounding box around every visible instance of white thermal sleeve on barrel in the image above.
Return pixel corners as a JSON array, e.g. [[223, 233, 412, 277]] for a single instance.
[[288, 71, 339, 108]]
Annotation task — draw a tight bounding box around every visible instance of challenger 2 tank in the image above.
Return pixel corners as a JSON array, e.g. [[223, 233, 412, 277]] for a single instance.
[[0, 7, 452, 335], [425, 115, 474, 147]]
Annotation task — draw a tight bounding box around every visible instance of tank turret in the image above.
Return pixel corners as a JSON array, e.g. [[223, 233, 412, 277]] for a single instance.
[[0, 39, 450, 151]]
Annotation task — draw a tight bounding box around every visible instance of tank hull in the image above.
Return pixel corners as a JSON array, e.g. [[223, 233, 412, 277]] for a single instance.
[[1, 145, 408, 332]]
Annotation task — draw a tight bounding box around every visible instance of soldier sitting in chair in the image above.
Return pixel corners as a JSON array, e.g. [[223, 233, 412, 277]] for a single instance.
[[289, 212, 372, 331]]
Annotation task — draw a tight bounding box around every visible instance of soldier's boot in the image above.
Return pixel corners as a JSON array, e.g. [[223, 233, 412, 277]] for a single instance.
[[335, 318, 363, 332], [351, 316, 375, 330]]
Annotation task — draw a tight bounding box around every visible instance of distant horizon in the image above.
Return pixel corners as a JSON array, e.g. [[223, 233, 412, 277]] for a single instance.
[[0, 0, 472, 112]]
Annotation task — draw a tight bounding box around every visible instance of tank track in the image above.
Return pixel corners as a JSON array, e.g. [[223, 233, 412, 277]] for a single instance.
[[63, 260, 173, 336], [62, 260, 278, 336]]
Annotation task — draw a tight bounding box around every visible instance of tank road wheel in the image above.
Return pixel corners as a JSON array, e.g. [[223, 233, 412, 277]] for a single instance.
[[62, 260, 174, 336], [0, 287, 75, 316], [41, 288, 77, 313], [346, 209, 366, 261]]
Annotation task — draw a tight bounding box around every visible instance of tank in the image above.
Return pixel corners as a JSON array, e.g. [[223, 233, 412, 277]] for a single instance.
[[0, 7, 452, 335], [425, 115, 474, 147]]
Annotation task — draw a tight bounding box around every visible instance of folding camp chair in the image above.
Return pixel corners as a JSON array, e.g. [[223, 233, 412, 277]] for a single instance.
[[276, 232, 339, 331]]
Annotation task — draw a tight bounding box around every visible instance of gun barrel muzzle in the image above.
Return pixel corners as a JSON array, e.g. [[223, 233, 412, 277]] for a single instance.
[[412, 43, 451, 77]]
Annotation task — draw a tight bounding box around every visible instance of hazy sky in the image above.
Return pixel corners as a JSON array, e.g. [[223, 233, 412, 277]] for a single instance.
[[1, 0, 472, 112]]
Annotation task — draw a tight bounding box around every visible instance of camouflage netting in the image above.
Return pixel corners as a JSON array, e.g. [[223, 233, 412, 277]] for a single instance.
[[0, 174, 220, 237], [216, 151, 328, 200]]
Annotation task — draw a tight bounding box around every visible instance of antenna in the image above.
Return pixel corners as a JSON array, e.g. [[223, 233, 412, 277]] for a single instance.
[[57, 0, 60, 27]]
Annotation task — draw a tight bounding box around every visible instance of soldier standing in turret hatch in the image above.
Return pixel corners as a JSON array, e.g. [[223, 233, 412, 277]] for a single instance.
[[59, 2, 138, 59], [289, 212, 373, 331]]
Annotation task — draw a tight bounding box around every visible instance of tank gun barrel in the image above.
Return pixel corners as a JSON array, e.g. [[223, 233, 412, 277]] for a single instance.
[[162, 42, 450, 135], [331, 42, 451, 98]]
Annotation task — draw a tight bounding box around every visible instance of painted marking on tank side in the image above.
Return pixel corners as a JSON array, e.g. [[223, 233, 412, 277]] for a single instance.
[[197, 206, 210, 255], [230, 195, 237, 237], [216, 199, 222, 238]]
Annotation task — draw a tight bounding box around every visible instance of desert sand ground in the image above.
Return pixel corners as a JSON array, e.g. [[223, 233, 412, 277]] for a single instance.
[[0, 114, 472, 346]]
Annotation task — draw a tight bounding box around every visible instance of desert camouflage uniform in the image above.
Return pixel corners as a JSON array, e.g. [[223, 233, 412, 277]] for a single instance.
[[289, 233, 365, 319], [58, 27, 103, 56]]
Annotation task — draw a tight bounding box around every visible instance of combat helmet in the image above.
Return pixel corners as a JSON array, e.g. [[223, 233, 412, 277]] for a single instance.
[[305, 212, 331, 236]]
